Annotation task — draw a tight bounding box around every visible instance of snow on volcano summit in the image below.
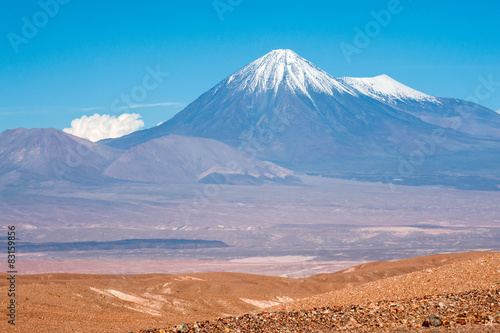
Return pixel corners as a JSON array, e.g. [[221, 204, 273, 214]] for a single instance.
[[222, 49, 438, 104], [340, 74, 440, 104], [223, 49, 351, 97]]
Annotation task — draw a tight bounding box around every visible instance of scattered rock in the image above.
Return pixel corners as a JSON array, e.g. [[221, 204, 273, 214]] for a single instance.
[[423, 316, 442, 327]]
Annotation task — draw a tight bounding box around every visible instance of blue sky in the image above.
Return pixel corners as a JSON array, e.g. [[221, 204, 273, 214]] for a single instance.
[[1, 0, 500, 133]]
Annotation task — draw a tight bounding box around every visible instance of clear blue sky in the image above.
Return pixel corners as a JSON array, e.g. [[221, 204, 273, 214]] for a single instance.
[[1, 0, 500, 133]]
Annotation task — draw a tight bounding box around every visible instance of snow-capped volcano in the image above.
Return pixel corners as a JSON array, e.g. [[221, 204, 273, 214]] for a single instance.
[[103, 49, 500, 175]]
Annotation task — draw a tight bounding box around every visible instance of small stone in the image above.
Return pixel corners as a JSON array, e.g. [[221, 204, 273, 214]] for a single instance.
[[177, 323, 187, 331], [423, 316, 442, 327], [438, 302, 447, 309]]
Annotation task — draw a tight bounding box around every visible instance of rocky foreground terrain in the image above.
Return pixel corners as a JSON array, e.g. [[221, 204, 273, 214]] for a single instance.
[[138, 253, 500, 333], [1, 251, 499, 332], [142, 289, 500, 332]]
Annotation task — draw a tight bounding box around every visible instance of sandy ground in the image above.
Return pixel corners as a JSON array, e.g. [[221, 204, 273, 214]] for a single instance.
[[0, 251, 497, 332]]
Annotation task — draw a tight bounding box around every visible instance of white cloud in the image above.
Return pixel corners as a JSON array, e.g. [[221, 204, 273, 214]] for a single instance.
[[63, 113, 144, 142]]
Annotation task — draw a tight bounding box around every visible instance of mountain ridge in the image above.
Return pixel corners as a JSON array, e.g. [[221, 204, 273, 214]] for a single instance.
[[0, 127, 124, 183], [0, 128, 294, 185]]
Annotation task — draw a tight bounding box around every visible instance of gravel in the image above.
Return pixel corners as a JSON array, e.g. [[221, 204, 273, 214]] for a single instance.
[[137, 288, 500, 332], [137, 253, 500, 333]]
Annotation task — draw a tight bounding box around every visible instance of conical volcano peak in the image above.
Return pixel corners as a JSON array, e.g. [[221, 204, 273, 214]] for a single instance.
[[224, 49, 351, 97], [103, 47, 500, 180]]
